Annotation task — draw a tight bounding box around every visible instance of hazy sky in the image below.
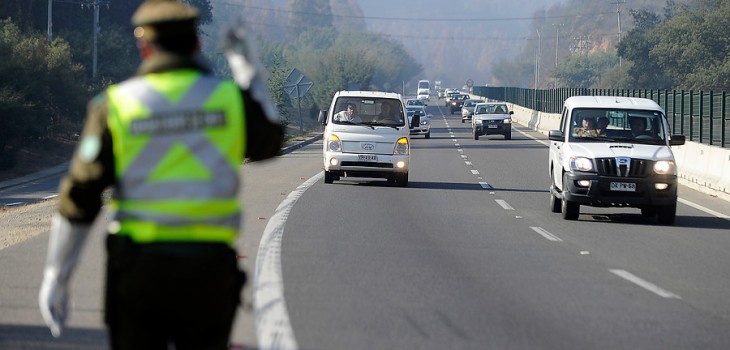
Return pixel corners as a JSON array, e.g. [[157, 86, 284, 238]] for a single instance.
[[358, 0, 565, 88]]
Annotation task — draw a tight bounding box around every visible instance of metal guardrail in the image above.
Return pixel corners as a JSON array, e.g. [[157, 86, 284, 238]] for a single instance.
[[473, 86, 730, 148]]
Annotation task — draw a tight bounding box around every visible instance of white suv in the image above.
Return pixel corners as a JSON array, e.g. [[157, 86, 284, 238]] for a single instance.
[[548, 96, 686, 225]]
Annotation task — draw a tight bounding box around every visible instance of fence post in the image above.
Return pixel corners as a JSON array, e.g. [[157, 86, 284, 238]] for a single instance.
[[722, 92, 727, 148], [699, 91, 704, 143], [689, 90, 694, 141], [709, 91, 714, 146], [680, 90, 685, 136]]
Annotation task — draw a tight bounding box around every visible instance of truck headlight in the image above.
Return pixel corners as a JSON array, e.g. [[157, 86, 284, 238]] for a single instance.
[[328, 134, 342, 152], [394, 137, 409, 155], [570, 157, 594, 172], [653, 160, 675, 175]]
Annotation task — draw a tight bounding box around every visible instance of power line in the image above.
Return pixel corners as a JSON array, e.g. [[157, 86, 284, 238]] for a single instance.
[[217, 1, 614, 23]]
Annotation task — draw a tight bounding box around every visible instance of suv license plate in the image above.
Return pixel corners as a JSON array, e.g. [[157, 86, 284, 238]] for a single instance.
[[610, 182, 636, 192], [358, 155, 378, 162], [487, 124, 498, 128]]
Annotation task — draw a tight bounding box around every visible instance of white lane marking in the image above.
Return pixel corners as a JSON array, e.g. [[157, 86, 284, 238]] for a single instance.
[[609, 269, 682, 299], [461, 155, 468, 159], [43, 194, 58, 200], [479, 182, 492, 189], [455, 143, 460, 147], [678, 198, 730, 220], [470, 169, 479, 175], [516, 128, 550, 146], [495, 199, 514, 210], [255, 173, 322, 350], [5, 202, 23, 207], [452, 139, 457, 142], [530, 226, 563, 242], [465, 161, 472, 166]]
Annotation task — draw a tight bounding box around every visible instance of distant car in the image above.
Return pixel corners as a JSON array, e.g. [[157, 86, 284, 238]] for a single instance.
[[444, 91, 460, 106], [449, 94, 470, 114], [406, 106, 431, 139], [416, 91, 430, 105], [460, 99, 484, 123], [405, 98, 425, 107], [472, 102, 513, 140]]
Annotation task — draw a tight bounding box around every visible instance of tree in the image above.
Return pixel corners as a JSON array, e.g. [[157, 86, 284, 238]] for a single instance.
[[617, 9, 673, 89]]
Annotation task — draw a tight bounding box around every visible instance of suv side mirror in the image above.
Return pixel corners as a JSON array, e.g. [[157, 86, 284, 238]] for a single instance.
[[548, 130, 563, 141], [410, 113, 421, 129], [318, 110, 328, 125], [669, 134, 686, 146]]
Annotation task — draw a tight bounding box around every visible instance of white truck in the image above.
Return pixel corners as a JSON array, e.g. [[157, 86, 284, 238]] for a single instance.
[[548, 96, 686, 225], [318, 91, 417, 187]]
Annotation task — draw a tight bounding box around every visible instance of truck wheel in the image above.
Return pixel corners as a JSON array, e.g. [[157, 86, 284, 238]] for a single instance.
[[550, 188, 562, 213], [324, 170, 334, 184], [657, 203, 676, 225], [561, 176, 579, 220], [394, 172, 408, 187], [641, 206, 657, 217]]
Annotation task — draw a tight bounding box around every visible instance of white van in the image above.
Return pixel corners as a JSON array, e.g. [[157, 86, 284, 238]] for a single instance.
[[318, 91, 417, 187]]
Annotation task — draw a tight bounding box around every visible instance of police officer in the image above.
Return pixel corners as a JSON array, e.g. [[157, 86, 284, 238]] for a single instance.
[[38, 0, 284, 348]]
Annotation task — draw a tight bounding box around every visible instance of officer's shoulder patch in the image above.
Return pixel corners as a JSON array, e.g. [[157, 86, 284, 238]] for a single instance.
[[78, 135, 101, 163]]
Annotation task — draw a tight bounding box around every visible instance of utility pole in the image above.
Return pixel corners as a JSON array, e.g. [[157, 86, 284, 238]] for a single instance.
[[612, 0, 627, 68], [553, 23, 563, 88], [47, 0, 53, 43], [535, 29, 541, 90], [92, 0, 100, 79]]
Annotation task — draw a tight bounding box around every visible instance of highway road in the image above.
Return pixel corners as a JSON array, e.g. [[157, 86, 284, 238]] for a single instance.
[[1, 100, 730, 349]]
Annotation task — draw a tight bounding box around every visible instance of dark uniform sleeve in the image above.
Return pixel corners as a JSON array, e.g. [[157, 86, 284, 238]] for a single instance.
[[241, 89, 285, 162], [57, 93, 116, 223]]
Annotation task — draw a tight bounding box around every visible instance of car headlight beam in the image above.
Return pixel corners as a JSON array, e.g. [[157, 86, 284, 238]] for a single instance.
[[653, 160, 675, 175], [570, 156, 594, 172]]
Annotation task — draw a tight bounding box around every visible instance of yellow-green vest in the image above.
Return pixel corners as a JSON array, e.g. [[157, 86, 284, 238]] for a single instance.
[[106, 70, 245, 245]]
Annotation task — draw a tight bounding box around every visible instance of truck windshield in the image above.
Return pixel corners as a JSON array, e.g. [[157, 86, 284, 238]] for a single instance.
[[332, 98, 406, 127], [569, 108, 667, 144]]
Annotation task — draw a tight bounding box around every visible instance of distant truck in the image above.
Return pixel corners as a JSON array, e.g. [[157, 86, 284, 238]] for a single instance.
[[417, 79, 430, 97]]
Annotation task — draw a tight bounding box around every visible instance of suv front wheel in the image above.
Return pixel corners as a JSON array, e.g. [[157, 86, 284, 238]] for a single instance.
[[561, 175, 580, 220]]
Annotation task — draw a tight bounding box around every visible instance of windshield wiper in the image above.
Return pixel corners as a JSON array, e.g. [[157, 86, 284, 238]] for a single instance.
[[363, 121, 401, 130]]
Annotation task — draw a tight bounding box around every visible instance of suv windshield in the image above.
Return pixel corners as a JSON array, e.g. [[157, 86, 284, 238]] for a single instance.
[[569, 108, 667, 144], [333, 98, 406, 126]]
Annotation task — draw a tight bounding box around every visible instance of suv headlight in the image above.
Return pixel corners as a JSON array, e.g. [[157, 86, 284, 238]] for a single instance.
[[653, 160, 676, 175], [328, 134, 342, 152], [503, 118, 512, 124], [570, 156, 594, 172], [394, 137, 409, 155]]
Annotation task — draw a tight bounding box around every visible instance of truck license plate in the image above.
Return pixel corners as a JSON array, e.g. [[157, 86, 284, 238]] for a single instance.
[[610, 182, 636, 192], [358, 155, 378, 162]]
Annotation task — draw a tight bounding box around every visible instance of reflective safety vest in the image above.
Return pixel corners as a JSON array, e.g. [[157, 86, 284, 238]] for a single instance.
[[106, 70, 245, 245]]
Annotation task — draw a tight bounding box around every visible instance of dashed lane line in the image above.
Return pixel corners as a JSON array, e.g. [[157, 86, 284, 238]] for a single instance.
[[530, 226, 563, 242], [609, 269, 682, 299]]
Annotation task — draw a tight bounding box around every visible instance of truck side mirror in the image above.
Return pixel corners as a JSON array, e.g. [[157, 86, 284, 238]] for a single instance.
[[410, 113, 421, 129], [318, 110, 328, 125], [669, 134, 685, 146], [548, 130, 563, 141]]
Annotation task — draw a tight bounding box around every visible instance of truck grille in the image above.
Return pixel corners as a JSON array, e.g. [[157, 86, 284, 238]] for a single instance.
[[596, 158, 652, 177]]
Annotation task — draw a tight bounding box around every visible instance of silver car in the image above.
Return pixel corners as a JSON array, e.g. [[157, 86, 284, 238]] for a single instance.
[[472, 102, 513, 140], [460, 99, 484, 123]]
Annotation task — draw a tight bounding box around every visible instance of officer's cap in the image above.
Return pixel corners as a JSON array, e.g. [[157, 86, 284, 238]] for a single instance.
[[132, 0, 199, 41]]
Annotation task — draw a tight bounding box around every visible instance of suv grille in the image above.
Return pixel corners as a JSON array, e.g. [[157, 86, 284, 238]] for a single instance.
[[596, 158, 652, 177]]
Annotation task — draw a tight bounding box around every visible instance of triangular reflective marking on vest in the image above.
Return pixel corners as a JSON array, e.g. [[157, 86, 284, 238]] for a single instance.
[[147, 142, 212, 182]]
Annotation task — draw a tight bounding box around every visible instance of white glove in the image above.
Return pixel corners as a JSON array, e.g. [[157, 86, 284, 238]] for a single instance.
[[222, 21, 280, 124], [38, 214, 91, 338]]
